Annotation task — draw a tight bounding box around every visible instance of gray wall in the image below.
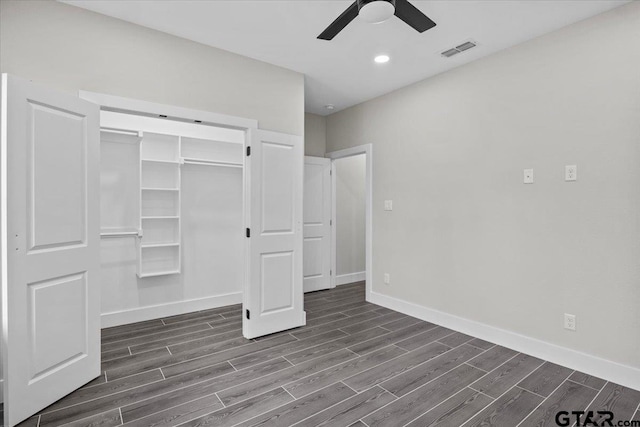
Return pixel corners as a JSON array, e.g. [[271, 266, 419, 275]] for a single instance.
[[0, 0, 304, 398], [326, 2, 640, 369], [304, 113, 326, 156], [0, 0, 304, 135], [335, 155, 366, 278]]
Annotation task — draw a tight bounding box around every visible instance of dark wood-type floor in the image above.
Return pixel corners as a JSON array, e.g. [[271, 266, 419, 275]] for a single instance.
[[18, 282, 640, 427]]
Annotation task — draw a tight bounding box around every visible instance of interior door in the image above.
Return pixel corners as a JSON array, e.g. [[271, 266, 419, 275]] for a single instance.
[[243, 129, 304, 339], [1, 74, 101, 426], [303, 156, 332, 293]]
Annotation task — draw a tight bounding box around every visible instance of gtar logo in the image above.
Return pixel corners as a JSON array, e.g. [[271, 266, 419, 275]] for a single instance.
[[556, 411, 614, 426]]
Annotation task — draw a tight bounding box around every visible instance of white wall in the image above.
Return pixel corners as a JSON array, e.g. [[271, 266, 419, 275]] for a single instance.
[[335, 155, 366, 282], [0, 0, 304, 135], [304, 113, 326, 157], [326, 2, 640, 372]]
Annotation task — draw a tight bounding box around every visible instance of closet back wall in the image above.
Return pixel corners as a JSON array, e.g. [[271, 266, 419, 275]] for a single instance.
[[99, 112, 245, 326], [100, 162, 243, 324], [0, 0, 304, 136]]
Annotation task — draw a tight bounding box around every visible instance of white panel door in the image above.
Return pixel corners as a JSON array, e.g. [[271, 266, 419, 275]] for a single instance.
[[303, 156, 332, 293], [1, 74, 100, 426], [243, 129, 304, 339]]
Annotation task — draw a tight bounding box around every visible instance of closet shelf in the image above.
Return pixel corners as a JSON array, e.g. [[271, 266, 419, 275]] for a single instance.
[[141, 216, 179, 220], [141, 159, 180, 165], [137, 269, 180, 279], [141, 187, 180, 192], [141, 243, 180, 249], [181, 157, 243, 168]]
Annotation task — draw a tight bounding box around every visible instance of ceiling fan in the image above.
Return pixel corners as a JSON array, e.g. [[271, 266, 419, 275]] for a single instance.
[[318, 0, 436, 41]]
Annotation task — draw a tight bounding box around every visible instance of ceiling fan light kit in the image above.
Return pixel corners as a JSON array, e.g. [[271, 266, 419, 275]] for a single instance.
[[318, 0, 436, 41], [358, 0, 395, 24]]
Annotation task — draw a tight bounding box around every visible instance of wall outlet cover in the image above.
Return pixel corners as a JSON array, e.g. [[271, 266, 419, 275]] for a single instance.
[[565, 165, 577, 181], [383, 273, 390, 285], [564, 313, 576, 331], [384, 200, 393, 211]]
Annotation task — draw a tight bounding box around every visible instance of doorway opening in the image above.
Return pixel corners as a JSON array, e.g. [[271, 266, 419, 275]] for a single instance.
[[327, 144, 373, 301], [333, 154, 366, 287]]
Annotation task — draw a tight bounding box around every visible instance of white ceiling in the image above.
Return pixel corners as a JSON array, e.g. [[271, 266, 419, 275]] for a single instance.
[[64, 0, 628, 115]]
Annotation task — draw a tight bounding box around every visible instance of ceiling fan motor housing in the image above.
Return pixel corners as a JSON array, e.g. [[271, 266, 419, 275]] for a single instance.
[[317, 0, 435, 40], [358, 0, 396, 24]]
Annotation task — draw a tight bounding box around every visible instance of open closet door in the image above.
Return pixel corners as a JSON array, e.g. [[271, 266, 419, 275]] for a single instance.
[[1, 74, 101, 426], [243, 129, 304, 339]]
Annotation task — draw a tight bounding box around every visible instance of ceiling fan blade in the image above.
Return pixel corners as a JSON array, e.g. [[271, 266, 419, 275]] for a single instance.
[[317, 1, 359, 40], [394, 0, 436, 33]]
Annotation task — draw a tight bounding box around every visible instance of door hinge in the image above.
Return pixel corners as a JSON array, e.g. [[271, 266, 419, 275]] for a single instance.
[[246, 228, 251, 238], [330, 219, 332, 226], [330, 269, 332, 276], [246, 146, 251, 156], [246, 309, 250, 320]]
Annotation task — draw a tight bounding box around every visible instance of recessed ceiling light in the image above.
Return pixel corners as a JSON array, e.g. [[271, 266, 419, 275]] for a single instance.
[[324, 104, 335, 110], [374, 55, 390, 64]]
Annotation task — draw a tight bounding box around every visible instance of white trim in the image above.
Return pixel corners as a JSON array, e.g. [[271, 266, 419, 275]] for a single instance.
[[370, 291, 640, 391], [0, 379, 3, 403], [79, 91, 258, 130], [101, 292, 242, 328], [0, 75, 7, 407], [326, 144, 373, 301], [335, 271, 366, 286], [330, 161, 337, 289]]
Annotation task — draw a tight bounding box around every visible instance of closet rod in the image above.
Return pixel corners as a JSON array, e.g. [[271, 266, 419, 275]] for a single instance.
[[100, 127, 143, 138], [100, 230, 140, 238], [182, 159, 243, 169]]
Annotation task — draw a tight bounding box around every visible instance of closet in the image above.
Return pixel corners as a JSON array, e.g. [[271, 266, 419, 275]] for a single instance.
[[99, 111, 245, 320], [2, 76, 304, 426]]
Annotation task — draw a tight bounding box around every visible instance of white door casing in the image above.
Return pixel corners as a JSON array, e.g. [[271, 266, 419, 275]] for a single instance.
[[1, 74, 101, 426], [243, 129, 305, 339], [303, 156, 332, 293]]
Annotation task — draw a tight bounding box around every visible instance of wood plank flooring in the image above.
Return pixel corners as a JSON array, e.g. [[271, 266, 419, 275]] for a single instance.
[[15, 282, 640, 427]]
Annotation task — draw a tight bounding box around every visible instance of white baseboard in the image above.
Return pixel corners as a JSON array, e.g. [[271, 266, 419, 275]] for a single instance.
[[335, 271, 366, 286], [101, 292, 243, 328], [369, 291, 640, 392]]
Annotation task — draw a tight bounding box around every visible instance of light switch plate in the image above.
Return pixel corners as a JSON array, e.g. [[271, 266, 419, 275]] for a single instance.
[[565, 165, 577, 181], [524, 169, 534, 184], [384, 200, 393, 211]]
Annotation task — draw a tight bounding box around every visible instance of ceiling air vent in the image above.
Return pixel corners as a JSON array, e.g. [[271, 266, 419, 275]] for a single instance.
[[441, 48, 459, 58], [440, 40, 477, 58]]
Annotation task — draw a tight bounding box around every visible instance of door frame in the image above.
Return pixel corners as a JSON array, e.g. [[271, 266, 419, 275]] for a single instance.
[[325, 144, 372, 301], [78, 91, 259, 328]]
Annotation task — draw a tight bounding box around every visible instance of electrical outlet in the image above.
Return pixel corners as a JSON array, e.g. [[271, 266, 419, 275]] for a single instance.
[[564, 313, 576, 331], [565, 165, 577, 181], [383, 273, 390, 285], [524, 169, 534, 184], [384, 200, 393, 211]]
